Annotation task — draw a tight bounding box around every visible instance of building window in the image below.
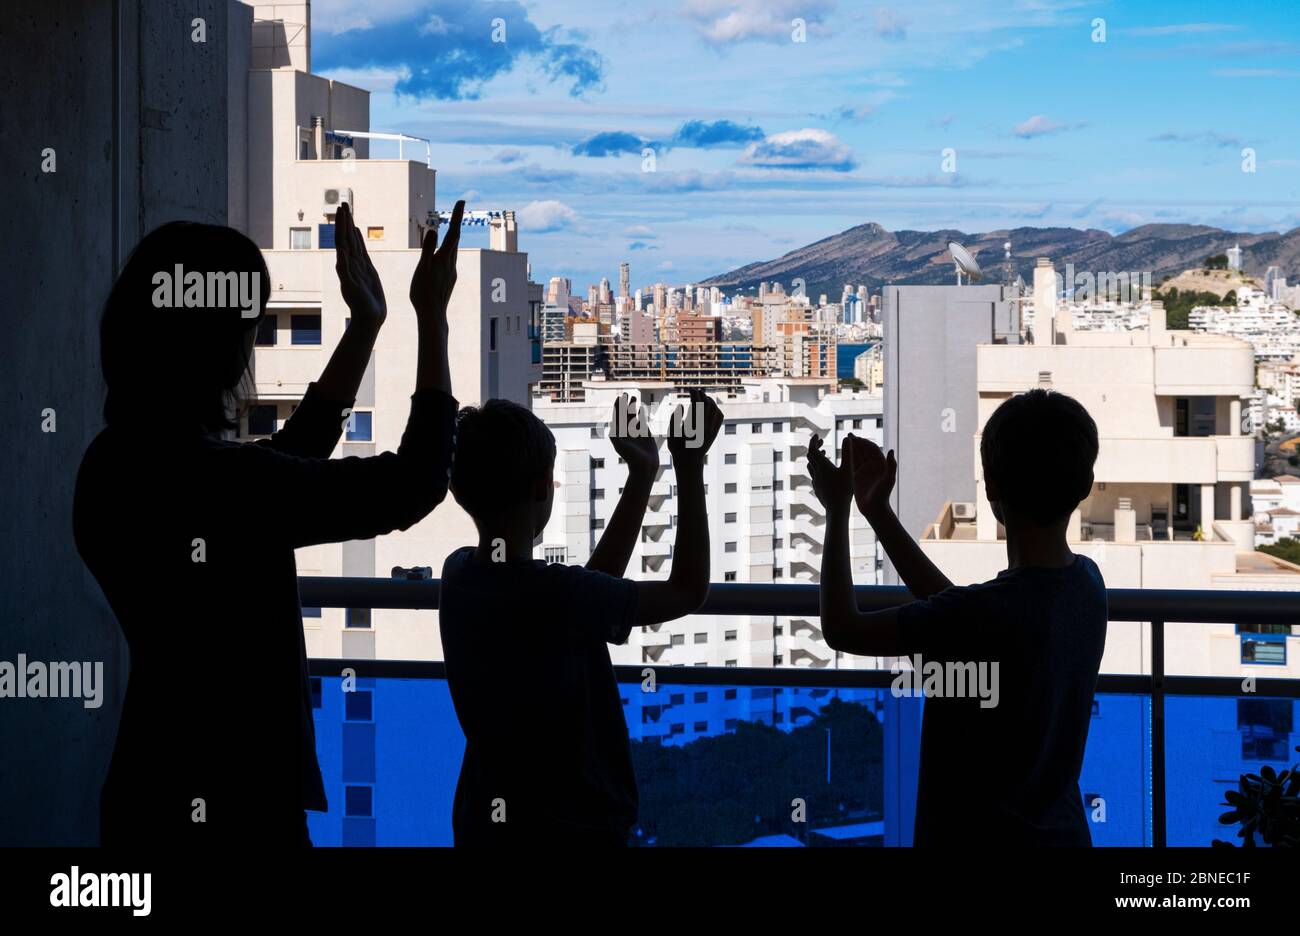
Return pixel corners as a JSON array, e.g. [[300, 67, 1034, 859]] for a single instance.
[[590, 427, 602, 439], [725, 719, 738, 731], [290, 227, 311, 250], [773, 537, 784, 548], [591, 518, 605, 530], [724, 424, 736, 435], [774, 480, 784, 491], [255, 314, 277, 346], [724, 512, 737, 523], [694, 721, 708, 732], [724, 483, 737, 494], [724, 542, 737, 553], [773, 422, 783, 432], [592, 457, 604, 469], [773, 451, 783, 463], [725, 688, 737, 700], [670, 634, 684, 646], [301, 606, 322, 618], [543, 546, 567, 564], [592, 489, 605, 500], [751, 423, 762, 433], [670, 693, 685, 706], [1238, 699, 1293, 760], [725, 660, 737, 668], [774, 568, 784, 579], [724, 454, 737, 465], [247, 404, 277, 436], [1239, 624, 1289, 665], [490, 317, 499, 352], [724, 571, 736, 582], [774, 509, 783, 520], [346, 608, 371, 629], [318, 223, 336, 250], [344, 785, 373, 818], [291, 313, 322, 345], [366, 226, 384, 240], [694, 633, 708, 644], [345, 410, 373, 442], [345, 690, 373, 722]]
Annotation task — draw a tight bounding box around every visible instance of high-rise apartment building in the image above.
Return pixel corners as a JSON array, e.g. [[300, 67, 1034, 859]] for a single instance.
[[534, 379, 884, 678]]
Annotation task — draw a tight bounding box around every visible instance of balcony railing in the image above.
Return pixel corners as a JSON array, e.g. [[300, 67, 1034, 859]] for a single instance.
[[299, 578, 1300, 847]]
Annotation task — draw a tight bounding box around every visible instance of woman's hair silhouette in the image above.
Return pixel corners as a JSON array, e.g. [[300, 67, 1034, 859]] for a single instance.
[[100, 221, 271, 433]]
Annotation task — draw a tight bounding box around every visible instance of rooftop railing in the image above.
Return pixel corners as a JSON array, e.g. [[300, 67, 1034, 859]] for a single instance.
[[300, 578, 1300, 847]]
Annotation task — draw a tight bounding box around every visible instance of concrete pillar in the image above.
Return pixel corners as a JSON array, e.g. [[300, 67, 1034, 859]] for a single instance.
[[1230, 482, 1243, 522], [1200, 484, 1216, 538], [1229, 398, 1242, 436]]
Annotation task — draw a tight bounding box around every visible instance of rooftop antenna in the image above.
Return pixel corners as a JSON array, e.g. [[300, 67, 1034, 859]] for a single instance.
[[1002, 240, 1015, 290], [948, 241, 983, 285]]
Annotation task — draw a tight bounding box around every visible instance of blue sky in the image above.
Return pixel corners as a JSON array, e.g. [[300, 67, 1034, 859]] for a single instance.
[[311, 0, 1300, 291]]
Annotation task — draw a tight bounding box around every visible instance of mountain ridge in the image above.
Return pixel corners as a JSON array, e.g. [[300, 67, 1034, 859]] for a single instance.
[[699, 222, 1300, 298]]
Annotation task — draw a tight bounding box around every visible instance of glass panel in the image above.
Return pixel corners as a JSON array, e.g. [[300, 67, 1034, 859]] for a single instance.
[[305, 673, 1161, 848], [1165, 696, 1299, 846]]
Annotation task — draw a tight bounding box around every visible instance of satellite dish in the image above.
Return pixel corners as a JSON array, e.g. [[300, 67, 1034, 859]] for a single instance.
[[948, 241, 983, 284]]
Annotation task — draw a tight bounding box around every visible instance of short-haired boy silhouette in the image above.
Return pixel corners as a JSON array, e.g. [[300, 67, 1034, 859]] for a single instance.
[[808, 389, 1106, 846], [439, 390, 723, 846]]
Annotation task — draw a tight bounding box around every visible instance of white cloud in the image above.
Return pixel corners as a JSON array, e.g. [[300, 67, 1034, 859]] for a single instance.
[[739, 128, 856, 171], [1013, 115, 1083, 139], [680, 0, 834, 45], [519, 200, 578, 233]]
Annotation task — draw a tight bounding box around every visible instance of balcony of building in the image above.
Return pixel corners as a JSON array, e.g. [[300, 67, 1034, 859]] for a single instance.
[[297, 577, 1299, 847]]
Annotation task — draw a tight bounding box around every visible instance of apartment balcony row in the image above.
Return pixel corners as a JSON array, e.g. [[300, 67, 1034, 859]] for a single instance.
[[297, 577, 1300, 847]]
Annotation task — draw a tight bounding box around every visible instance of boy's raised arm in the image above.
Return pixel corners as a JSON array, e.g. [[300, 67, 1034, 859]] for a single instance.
[[807, 434, 908, 657], [631, 390, 723, 626], [587, 394, 658, 577], [848, 436, 952, 600]]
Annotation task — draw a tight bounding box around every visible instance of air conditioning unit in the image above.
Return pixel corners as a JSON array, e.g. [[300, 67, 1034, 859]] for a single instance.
[[323, 187, 353, 213], [952, 502, 976, 520]]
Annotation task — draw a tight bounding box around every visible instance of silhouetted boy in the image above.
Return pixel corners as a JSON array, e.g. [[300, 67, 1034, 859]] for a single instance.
[[808, 388, 1105, 846], [439, 390, 723, 846]]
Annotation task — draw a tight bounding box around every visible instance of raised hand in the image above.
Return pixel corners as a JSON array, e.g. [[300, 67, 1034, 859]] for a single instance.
[[334, 201, 386, 331], [609, 393, 659, 479], [848, 436, 897, 519], [807, 433, 855, 513], [410, 199, 465, 321], [666, 389, 723, 470]]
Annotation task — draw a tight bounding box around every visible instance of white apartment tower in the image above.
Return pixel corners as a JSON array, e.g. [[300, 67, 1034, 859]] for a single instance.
[[534, 379, 884, 669]]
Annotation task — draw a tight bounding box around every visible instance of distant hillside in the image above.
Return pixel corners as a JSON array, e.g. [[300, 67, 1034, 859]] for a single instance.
[[700, 222, 1300, 300]]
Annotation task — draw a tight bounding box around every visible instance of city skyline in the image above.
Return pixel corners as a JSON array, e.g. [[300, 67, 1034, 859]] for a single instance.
[[312, 0, 1300, 289]]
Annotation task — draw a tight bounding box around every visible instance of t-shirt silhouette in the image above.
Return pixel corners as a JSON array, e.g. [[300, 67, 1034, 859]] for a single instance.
[[896, 554, 1107, 846], [440, 549, 639, 846], [74, 384, 457, 845]]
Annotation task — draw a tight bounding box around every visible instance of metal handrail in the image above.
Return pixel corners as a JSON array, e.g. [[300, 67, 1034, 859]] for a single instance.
[[299, 577, 1300, 624], [300, 576, 1300, 848]]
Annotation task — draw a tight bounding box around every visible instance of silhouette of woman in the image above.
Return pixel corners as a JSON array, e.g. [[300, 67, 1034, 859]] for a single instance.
[[74, 201, 466, 846]]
